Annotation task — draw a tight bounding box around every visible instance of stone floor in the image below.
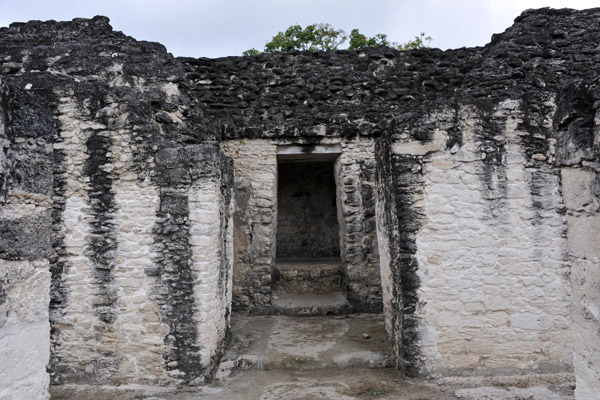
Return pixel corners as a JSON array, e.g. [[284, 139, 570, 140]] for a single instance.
[[50, 314, 576, 399], [217, 314, 393, 372]]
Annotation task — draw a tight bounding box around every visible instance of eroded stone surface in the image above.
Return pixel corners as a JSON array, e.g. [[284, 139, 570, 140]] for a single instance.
[[0, 7, 599, 398]]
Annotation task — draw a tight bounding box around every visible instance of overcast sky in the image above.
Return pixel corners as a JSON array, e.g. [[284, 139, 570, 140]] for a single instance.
[[0, 0, 598, 58]]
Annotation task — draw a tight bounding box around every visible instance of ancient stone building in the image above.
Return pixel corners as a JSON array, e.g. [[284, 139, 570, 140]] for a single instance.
[[0, 7, 598, 399]]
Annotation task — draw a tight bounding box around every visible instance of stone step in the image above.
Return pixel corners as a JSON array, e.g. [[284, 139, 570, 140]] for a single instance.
[[215, 314, 395, 379], [273, 258, 342, 294], [272, 291, 352, 316]]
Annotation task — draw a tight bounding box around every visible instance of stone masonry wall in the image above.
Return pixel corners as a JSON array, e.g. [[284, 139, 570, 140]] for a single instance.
[[0, 80, 52, 399], [375, 133, 425, 377], [0, 16, 234, 388], [0, 260, 50, 400], [336, 138, 382, 313], [377, 100, 575, 377], [49, 96, 234, 385], [1, 7, 600, 395], [222, 139, 278, 314], [415, 103, 571, 376], [555, 80, 600, 400]]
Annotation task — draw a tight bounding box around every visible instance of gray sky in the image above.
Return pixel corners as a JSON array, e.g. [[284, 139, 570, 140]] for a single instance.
[[0, 0, 598, 58]]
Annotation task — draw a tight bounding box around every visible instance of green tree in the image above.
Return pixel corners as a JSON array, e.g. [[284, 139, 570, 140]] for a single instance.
[[348, 29, 391, 50], [397, 32, 432, 51], [349, 29, 432, 51], [244, 24, 431, 55]]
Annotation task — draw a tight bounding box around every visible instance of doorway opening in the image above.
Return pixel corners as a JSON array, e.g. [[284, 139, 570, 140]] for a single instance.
[[273, 153, 350, 314], [276, 160, 340, 259]]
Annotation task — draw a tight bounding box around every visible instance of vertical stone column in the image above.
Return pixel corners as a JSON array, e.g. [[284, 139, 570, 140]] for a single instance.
[[374, 136, 403, 368], [374, 138, 426, 376], [152, 144, 234, 385], [336, 138, 382, 313], [49, 97, 125, 384], [109, 133, 167, 383], [188, 171, 234, 377], [222, 139, 277, 314]]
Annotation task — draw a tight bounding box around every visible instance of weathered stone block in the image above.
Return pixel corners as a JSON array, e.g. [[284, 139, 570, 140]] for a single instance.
[[0, 210, 51, 260], [561, 168, 598, 212], [0, 260, 50, 400], [567, 215, 600, 260]]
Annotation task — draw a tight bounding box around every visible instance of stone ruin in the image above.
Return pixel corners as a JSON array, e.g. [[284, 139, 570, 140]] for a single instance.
[[0, 7, 598, 399]]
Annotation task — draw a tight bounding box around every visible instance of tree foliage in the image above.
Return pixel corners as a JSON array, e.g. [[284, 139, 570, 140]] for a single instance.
[[398, 32, 433, 51], [348, 29, 391, 50], [349, 30, 432, 51], [244, 24, 431, 56]]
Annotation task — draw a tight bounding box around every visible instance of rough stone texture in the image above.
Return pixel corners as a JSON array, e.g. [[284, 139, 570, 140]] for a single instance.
[[277, 161, 340, 258], [415, 103, 571, 377], [556, 83, 600, 399], [274, 259, 342, 295], [0, 74, 52, 399], [222, 139, 278, 314], [1, 7, 600, 397], [0, 260, 50, 400], [0, 16, 235, 388], [375, 134, 425, 377], [223, 137, 382, 314], [335, 138, 382, 313]]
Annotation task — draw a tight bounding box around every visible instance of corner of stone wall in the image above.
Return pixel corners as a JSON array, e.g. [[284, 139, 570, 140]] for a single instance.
[[221, 139, 278, 315], [555, 79, 600, 400], [49, 92, 235, 386], [374, 133, 427, 377]]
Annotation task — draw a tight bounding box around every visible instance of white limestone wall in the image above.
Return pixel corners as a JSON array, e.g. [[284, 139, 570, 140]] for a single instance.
[[53, 98, 235, 384], [52, 98, 109, 381], [0, 260, 50, 400], [111, 139, 168, 383], [222, 139, 278, 313], [562, 166, 600, 400], [189, 178, 234, 371], [400, 104, 572, 376]]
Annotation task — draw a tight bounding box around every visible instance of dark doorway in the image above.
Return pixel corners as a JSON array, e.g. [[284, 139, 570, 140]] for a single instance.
[[276, 161, 340, 259], [273, 159, 349, 315]]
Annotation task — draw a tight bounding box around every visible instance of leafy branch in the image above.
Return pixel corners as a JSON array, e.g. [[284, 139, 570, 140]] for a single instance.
[[244, 24, 432, 55]]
